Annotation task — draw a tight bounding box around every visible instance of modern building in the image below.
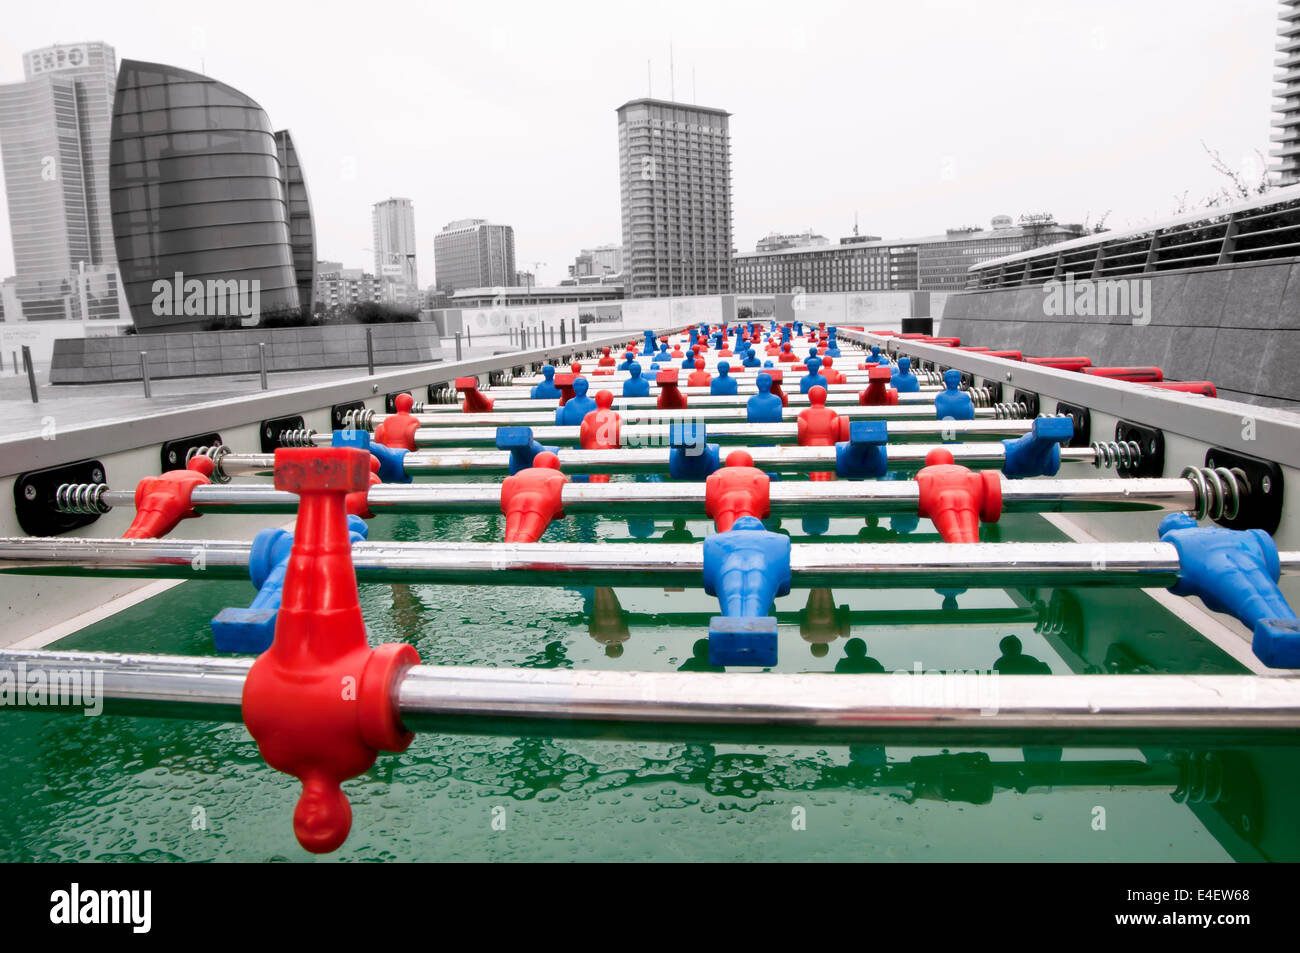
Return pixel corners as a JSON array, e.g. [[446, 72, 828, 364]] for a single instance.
[[448, 283, 623, 308], [0, 42, 129, 322], [109, 59, 300, 331], [434, 218, 516, 294], [733, 216, 1084, 294], [313, 266, 383, 314], [568, 243, 623, 280], [1274, 1, 1300, 184], [755, 229, 828, 253], [616, 98, 734, 298], [276, 130, 315, 311], [372, 197, 418, 306]]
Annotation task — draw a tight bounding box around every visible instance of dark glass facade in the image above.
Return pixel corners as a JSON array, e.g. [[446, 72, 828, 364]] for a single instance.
[[275, 130, 315, 310], [110, 60, 299, 331]]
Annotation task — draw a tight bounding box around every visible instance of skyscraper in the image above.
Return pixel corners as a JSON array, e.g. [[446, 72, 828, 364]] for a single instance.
[[109, 59, 300, 330], [0, 42, 126, 321], [372, 198, 418, 305], [616, 98, 733, 298], [433, 218, 515, 293], [1273, 1, 1300, 184]]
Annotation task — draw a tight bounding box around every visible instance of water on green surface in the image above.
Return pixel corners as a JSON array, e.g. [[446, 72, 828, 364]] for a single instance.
[[1, 509, 1294, 861]]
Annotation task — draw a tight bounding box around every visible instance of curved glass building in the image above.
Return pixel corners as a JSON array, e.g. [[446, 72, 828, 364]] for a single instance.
[[109, 60, 299, 331], [275, 130, 315, 311]]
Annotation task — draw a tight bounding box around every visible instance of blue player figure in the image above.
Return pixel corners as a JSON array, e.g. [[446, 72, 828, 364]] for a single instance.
[[555, 376, 598, 425], [747, 372, 784, 423], [622, 363, 649, 398], [711, 361, 739, 396], [530, 365, 560, 400], [800, 356, 828, 394]]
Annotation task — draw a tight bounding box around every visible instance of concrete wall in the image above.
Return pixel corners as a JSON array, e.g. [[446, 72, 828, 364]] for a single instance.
[[939, 260, 1300, 410], [48, 322, 445, 384]]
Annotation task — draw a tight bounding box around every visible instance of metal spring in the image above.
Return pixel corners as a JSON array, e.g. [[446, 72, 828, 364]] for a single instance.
[[967, 386, 997, 407], [428, 383, 457, 404], [489, 369, 513, 387], [185, 444, 232, 484], [916, 368, 943, 385], [1181, 465, 1249, 522], [1090, 440, 1143, 470], [54, 482, 112, 515], [991, 402, 1034, 419], [1171, 751, 1224, 805], [342, 408, 376, 430], [276, 428, 318, 448]]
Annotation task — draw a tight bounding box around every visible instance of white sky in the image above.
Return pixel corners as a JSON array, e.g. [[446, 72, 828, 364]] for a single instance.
[[0, 0, 1284, 286]]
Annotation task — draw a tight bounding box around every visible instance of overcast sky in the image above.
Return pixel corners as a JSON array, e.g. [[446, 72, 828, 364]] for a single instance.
[[0, 0, 1284, 286]]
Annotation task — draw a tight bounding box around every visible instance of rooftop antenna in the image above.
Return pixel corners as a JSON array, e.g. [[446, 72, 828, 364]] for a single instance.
[[853, 211, 859, 237], [670, 40, 675, 101]]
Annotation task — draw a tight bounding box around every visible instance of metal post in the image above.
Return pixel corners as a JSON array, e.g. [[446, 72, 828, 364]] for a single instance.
[[466, 325, 472, 347], [258, 342, 268, 390], [21, 346, 37, 403], [139, 350, 151, 398], [12, 350, 17, 374], [366, 328, 375, 375], [560, 320, 566, 344], [581, 324, 588, 341], [455, 332, 463, 361]]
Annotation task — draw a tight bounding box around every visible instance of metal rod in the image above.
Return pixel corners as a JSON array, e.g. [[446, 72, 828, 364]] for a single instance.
[[4, 649, 1299, 743], [455, 331, 462, 362], [139, 350, 151, 398], [189, 441, 1134, 481], [406, 418, 1033, 449], [258, 342, 268, 390], [21, 345, 37, 403], [401, 389, 944, 412], [3, 536, 1298, 589], [366, 328, 375, 375], [85, 476, 1204, 519], [387, 403, 1017, 428]]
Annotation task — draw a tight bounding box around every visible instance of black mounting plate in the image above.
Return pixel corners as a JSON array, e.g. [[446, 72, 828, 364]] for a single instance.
[[161, 432, 221, 472], [385, 391, 413, 414], [14, 459, 107, 537], [1115, 420, 1164, 478], [331, 401, 365, 431], [1204, 447, 1284, 534], [1012, 389, 1040, 418], [260, 415, 306, 453], [1054, 402, 1091, 447]]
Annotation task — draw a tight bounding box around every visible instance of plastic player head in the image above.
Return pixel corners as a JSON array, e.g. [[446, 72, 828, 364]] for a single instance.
[[594, 389, 613, 410], [573, 376, 589, 398]]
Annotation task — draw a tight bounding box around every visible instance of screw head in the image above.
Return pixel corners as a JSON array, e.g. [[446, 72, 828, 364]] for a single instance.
[[1262, 475, 1273, 494], [91, 468, 104, 483], [167, 450, 177, 463], [23, 484, 36, 500]]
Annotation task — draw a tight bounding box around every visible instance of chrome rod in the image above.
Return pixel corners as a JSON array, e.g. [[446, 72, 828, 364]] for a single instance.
[[3, 537, 1299, 588], [94, 477, 1201, 518], [405, 389, 945, 411], [4, 649, 1300, 743], [407, 418, 1033, 449], [385, 402, 1014, 429]]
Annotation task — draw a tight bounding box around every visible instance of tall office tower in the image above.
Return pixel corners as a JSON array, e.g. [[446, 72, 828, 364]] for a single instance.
[[1274, 1, 1300, 184], [372, 197, 418, 305], [0, 42, 126, 321], [276, 131, 316, 311], [616, 98, 734, 298], [110, 59, 300, 331], [433, 218, 516, 293]]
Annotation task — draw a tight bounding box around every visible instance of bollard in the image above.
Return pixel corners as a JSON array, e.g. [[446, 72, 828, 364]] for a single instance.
[[21, 345, 37, 403], [560, 320, 566, 344], [581, 324, 588, 341], [259, 342, 268, 390], [12, 350, 17, 374], [139, 350, 152, 398], [466, 325, 472, 347], [366, 328, 375, 375], [455, 331, 463, 361]]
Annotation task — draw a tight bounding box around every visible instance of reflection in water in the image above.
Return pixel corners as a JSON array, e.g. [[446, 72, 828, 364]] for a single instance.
[[994, 635, 1052, 674], [587, 588, 630, 658], [678, 639, 724, 672], [835, 637, 886, 673], [662, 518, 695, 542], [799, 589, 849, 657]]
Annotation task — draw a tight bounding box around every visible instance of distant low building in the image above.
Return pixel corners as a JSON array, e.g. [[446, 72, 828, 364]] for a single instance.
[[756, 229, 828, 252], [733, 216, 1085, 293], [314, 265, 384, 314], [447, 283, 623, 308]]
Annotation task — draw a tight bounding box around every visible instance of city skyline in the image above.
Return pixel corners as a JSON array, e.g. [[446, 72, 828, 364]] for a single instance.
[[0, 0, 1282, 290]]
